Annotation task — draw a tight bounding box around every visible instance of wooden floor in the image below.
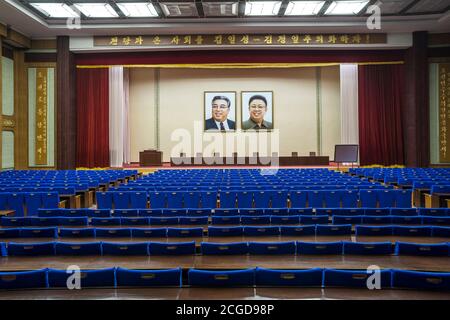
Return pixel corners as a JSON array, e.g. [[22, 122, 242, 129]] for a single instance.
[[0, 287, 449, 300]]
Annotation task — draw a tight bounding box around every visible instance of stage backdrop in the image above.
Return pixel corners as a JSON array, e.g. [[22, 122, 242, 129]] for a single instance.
[[129, 66, 340, 163]]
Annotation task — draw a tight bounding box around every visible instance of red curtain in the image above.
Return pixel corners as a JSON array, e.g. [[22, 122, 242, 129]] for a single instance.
[[74, 49, 405, 66], [358, 64, 405, 166], [76, 68, 110, 168]]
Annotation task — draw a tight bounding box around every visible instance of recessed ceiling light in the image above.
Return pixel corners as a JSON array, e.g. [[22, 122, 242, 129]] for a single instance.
[[284, 1, 326, 16], [73, 3, 119, 18], [202, 2, 239, 16], [245, 1, 282, 16], [116, 2, 159, 17], [30, 3, 79, 18], [324, 0, 370, 15]]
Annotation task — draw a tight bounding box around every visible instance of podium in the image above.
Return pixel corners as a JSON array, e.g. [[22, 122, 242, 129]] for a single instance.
[[139, 149, 162, 166]]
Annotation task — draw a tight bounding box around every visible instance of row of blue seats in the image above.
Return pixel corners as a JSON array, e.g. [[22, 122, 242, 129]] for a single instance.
[[1, 241, 449, 257], [4, 215, 450, 227], [1, 225, 449, 238], [96, 189, 412, 209], [0, 192, 59, 216], [1, 267, 449, 290], [36, 207, 450, 217]]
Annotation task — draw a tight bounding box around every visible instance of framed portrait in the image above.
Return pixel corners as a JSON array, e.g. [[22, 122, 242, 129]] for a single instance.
[[204, 91, 237, 132], [241, 91, 274, 131]]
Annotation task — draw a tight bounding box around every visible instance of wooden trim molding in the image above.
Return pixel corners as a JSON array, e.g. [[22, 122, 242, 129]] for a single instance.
[[31, 39, 57, 50], [5, 28, 31, 49], [13, 50, 28, 169], [0, 23, 6, 38]]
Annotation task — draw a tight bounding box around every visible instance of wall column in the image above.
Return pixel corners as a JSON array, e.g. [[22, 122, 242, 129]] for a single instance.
[[403, 31, 430, 167], [56, 36, 76, 169]]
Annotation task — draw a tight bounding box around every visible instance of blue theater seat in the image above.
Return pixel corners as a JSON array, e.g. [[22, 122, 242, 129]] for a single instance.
[[8, 242, 55, 256], [239, 208, 263, 215], [392, 226, 432, 237], [27, 217, 58, 227], [220, 192, 237, 208], [201, 242, 248, 255], [208, 226, 243, 237], [241, 215, 271, 225], [254, 191, 272, 208], [42, 192, 59, 208], [391, 216, 422, 225], [211, 216, 240, 225], [88, 209, 112, 218], [355, 225, 393, 236], [422, 216, 450, 225], [324, 191, 342, 208], [167, 227, 203, 237], [288, 208, 313, 215], [214, 208, 239, 216], [0, 269, 48, 289], [7, 193, 25, 216], [149, 217, 179, 225], [186, 209, 211, 216], [55, 242, 102, 255], [59, 228, 96, 238], [332, 215, 363, 225], [95, 228, 132, 238], [1, 217, 28, 227], [149, 192, 166, 209], [271, 191, 288, 208], [243, 226, 280, 236], [364, 208, 390, 216], [341, 190, 358, 208], [96, 192, 113, 209], [200, 192, 217, 209], [395, 190, 412, 208], [395, 242, 449, 256], [237, 191, 253, 208], [167, 192, 184, 208], [120, 218, 149, 226], [91, 217, 121, 226], [390, 208, 418, 216], [184, 192, 202, 209], [0, 193, 7, 210], [188, 268, 255, 287], [48, 268, 116, 288], [392, 270, 450, 290], [300, 215, 329, 225], [280, 225, 315, 236], [59, 217, 89, 226], [289, 192, 307, 208], [342, 241, 393, 255], [38, 208, 62, 217], [362, 216, 392, 224], [102, 242, 149, 255], [297, 241, 343, 255], [130, 192, 148, 209], [270, 215, 300, 225], [255, 267, 323, 287], [316, 224, 352, 236], [113, 192, 130, 209], [248, 241, 296, 255], [0, 228, 21, 238], [323, 269, 392, 288], [419, 208, 449, 217], [307, 191, 324, 208], [161, 209, 187, 217], [20, 227, 58, 238], [179, 216, 208, 225], [148, 241, 196, 255], [131, 228, 167, 238], [432, 226, 450, 237], [266, 208, 289, 215], [114, 209, 139, 217], [377, 190, 396, 208], [0, 242, 6, 256], [359, 190, 377, 207], [24, 193, 42, 216], [115, 267, 182, 287]]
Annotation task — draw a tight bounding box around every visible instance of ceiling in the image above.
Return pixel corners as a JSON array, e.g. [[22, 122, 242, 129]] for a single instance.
[[0, 0, 449, 38]]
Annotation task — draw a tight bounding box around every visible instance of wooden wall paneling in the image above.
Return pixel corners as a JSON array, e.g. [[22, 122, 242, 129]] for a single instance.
[[56, 36, 76, 169], [13, 50, 28, 169], [31, 39, 57, 50]]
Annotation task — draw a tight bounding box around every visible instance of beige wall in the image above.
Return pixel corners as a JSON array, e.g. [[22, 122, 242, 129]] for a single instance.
[[129, 66, 341, 162]]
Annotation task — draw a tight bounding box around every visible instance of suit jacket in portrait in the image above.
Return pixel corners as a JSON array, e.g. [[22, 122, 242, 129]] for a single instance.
[[205, 118, 236, 131], [242, 118, 272, 130]]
